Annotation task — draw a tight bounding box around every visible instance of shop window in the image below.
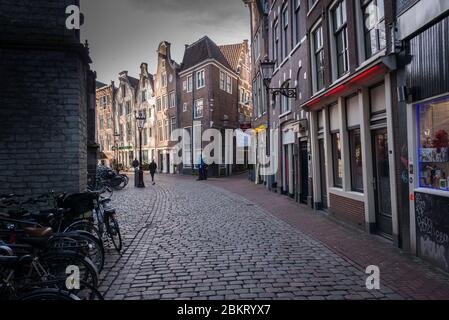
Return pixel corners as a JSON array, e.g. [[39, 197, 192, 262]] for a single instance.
[[349, 128, 364, 192], [332, 132, 343, 188], [418, 99, 449, 191]]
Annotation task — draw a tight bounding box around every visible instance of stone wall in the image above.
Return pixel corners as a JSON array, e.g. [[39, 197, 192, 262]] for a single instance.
[[0, 0, 95, 196]]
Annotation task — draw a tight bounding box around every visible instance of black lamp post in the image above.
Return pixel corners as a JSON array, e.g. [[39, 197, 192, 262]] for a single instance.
[[135, 110, 146, 188], [260, 57, 297, 190]]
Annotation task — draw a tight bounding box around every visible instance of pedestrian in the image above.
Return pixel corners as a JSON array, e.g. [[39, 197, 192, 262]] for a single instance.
[[132, 158, 140, 171], [197, 157, 205, 181], [149, 159, 157, 185]]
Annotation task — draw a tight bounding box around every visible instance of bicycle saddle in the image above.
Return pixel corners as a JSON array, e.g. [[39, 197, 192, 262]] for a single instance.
[[23, 227, 53, 238]]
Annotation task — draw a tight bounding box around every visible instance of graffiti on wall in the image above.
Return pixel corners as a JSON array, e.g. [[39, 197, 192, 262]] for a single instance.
[[415, 192, 449, 271]]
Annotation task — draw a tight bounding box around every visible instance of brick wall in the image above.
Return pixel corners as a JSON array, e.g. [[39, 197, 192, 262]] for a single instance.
[[0, 0, 95, 196], [329, 193, 365, 229]]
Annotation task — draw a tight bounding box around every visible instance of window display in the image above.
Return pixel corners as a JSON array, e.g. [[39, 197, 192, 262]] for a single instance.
[[418, 98, 449, 191]]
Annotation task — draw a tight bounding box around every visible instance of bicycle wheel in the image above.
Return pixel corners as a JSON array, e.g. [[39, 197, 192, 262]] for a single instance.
[[18, 288, 80, 301], [105, 215, 122, 253], [28, 278, 104, 301], [49, 231, 105, 273], [65, 220, 102, 243], [40, 251, 99, 288]]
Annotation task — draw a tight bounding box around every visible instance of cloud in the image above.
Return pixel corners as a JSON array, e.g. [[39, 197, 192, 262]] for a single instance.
[[130, 0, 247, 26]]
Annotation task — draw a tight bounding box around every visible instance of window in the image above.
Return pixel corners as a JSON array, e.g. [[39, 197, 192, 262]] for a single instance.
[[183, 102, 188, 112], [143, 128, 148, 146], [226, 75, 232, 94], [156, 98, 161, 112], [308, 0, 318, 10], [164, 120, 169, 141], [362, 0, 386, 59], [194, 99, 204, 119], [196, 70, 205, 89], [281, 6, 289, 61], [127, 120, 132, 137], [332, 132, 343, 187], [311, 24, 325, 93], [106, 113, 111, 129], [142, 91, 147, 103], [169, 91, 176, 108], [121, 85, 126, 98], [149, 128, 152, 138], [418, 98, 449, 191], [220, 71, 226, 91], [98, 115, 103, 130], [157, 121, 163, 142], [331, 0, 348, 79], [162, 95, 168, 110], [253, 30, 260, 60], [273, 20, 279, 66], [100, 96, 108, 107], [187, 75, 193, 92], [126, 101, 131, 114], [170, 117, 176, 135], [349, 129, 363, 192], [292, 0, 301, 46], [162, 72, 167, 88], [280, 81, 292, 114]]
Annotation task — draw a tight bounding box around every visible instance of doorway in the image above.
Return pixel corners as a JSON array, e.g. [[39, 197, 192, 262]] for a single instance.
[[372, 129, 393, 237], [318, 139, 328, 210]]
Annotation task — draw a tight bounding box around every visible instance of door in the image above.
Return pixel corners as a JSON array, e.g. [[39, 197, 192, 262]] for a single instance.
[[318, 139, 328, 210], [300, 141, 309, 204], [373, 129, 393, 236]]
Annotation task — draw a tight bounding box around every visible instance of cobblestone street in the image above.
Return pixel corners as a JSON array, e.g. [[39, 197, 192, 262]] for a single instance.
[[98, 174, 403, 300]]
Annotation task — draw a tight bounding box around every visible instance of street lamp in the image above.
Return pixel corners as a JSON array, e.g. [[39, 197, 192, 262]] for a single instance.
[[135, 110, 146, 188]]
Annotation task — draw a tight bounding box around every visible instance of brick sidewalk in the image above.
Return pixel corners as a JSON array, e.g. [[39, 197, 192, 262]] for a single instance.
[[205, 174, 449, 300]]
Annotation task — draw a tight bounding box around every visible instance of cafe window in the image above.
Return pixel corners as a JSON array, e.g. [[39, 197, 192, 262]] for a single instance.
[[418, 98, 449, 191]]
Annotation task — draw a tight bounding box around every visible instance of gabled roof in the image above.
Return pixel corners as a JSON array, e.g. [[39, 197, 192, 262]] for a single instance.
[[96, 81, 108, 89], [127, 76, 139, 88], [219, 43, 244, 72], [181, 36, 232, 72]]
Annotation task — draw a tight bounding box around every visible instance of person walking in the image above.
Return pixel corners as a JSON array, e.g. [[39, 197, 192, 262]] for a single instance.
[[149, 159, 157, 185]]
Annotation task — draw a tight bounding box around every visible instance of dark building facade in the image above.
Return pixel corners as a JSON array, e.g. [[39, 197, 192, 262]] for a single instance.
[[396, 0, 449, 272], [301, 0, 402, 244], [0, 0, 96, 196]]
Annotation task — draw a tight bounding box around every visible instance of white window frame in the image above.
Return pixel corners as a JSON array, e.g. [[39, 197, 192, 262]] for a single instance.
[[169, 91, 176, 108], [194, 99, 204, 119], [196, 70, 205, 89], [187, 75, 193, 93]]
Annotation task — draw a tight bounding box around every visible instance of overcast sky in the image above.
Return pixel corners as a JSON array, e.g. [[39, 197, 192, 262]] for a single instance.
[[81, 0, 251, 84]]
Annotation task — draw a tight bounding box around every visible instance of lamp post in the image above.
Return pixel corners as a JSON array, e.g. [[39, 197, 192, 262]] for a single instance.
[[113, 132, 120, 173], [260, 57, 297, 190], [135, 110, 146, 188]]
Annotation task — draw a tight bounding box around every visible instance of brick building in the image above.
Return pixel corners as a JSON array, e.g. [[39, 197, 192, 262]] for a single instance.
[[96, 81, 116, 166], [179, 36, 251, 176], [0, 0, 96, 196], [153, 42, 181, 174]]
